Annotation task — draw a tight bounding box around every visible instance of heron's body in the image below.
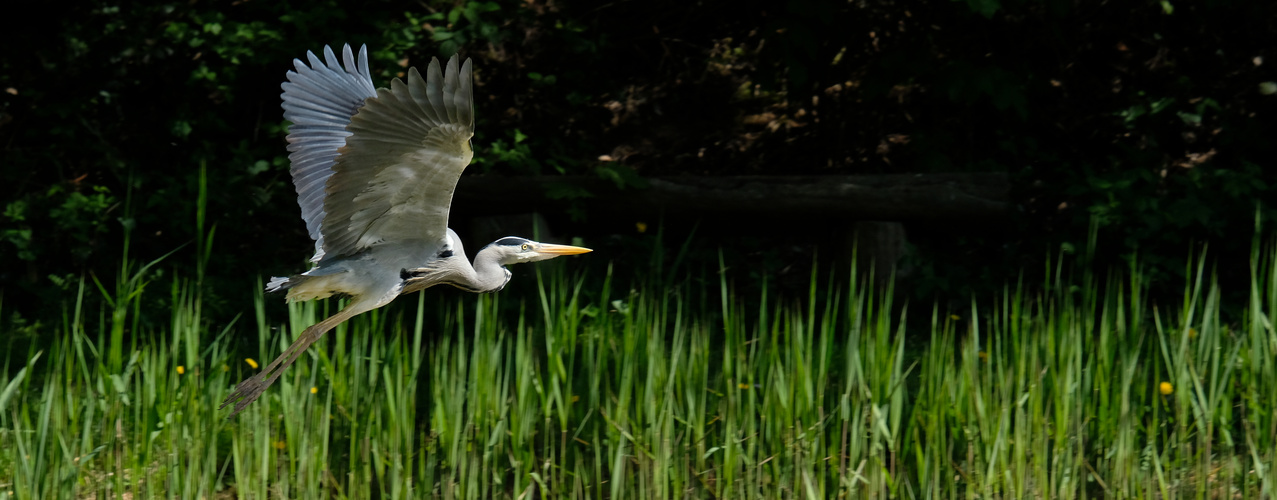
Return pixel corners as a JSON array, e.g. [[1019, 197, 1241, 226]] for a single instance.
[[270, 234, 450, 302], [221, 45, 589, 418]]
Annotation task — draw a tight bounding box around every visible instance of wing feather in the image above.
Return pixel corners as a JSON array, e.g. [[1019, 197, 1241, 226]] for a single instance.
[[441, 58, 460, 124], [407, 68, 441, 125], [456, 59, 474, 126], [425, 59, 450, 125], [316, 55, 475, 263], [281, 44, 377, 260]]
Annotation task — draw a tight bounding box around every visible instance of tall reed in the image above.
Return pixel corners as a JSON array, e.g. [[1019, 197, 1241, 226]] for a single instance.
[[1, 239, 1274, 498]]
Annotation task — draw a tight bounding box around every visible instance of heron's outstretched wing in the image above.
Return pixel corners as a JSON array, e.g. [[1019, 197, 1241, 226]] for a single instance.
[[281, 44, 377, 261], [317, 56, 475, 264]]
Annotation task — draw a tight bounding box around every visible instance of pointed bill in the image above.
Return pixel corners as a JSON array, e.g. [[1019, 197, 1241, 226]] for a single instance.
[[534, 243, 593, 256]]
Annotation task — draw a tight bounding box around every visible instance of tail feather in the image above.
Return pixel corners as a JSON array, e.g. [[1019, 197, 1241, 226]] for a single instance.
[[266, 274, 334, 302], [265, 275, 296, 293]]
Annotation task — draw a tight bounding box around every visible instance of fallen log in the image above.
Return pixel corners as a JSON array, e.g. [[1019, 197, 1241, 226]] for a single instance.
[[453, 173, 1007, 221]]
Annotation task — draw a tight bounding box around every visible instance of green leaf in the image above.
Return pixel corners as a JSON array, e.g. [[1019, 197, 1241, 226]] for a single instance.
[[4, 200, 27, 221], [961, 0, 1001, 18], [462, 3, 481, 23], [1149, 97, 1175, 115], [248, 160, 269, 175], [0, 351, 40, 413], [595, 164, 649, 190], [109, 374, 126, 394], [545, 183, 593, 200], [172, 120, 193, 139]]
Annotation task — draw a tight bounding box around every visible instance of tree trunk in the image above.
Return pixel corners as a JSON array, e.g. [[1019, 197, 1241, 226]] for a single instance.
[[454, 173, 1007, 221]]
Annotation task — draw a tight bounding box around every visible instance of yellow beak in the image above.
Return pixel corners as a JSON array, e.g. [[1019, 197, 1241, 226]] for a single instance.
[[535, 243, 593, 256]]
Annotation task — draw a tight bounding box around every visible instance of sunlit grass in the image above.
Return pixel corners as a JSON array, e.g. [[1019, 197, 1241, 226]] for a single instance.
[[2, 241, 1276, 498]]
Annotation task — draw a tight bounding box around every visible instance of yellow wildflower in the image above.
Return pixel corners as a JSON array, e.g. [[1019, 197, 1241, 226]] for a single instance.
[[636, 222, 648, 233], [246, 358, 259, 369], [1159, 382, 1173, 395], [176, 366, 185, 375], [310, 386, 318, 394]]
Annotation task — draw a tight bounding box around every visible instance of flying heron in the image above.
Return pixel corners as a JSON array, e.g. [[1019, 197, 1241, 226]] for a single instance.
[[220, 44, 591, 417]]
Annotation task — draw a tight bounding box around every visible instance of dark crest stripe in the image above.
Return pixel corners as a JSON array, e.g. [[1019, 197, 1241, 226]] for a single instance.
[[494, 237, 528, 246]]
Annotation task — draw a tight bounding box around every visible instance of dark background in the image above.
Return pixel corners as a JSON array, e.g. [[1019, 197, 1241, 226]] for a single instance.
[[2, 0, 1275, 331]]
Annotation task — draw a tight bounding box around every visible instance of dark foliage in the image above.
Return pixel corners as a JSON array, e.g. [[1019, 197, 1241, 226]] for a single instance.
[[1, 0, 1274, 326]]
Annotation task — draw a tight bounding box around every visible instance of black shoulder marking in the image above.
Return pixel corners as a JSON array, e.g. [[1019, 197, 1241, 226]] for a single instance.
[[448, 281, 486, 293], [494, 237, 528, 247], [400, 268, 411, 280], [439, 249, 454, 258]]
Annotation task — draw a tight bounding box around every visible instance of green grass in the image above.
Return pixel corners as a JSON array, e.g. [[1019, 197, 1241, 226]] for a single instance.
[[2, 243, 1277, 499]]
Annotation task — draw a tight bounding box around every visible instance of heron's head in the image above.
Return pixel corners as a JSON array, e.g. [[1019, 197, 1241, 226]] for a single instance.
[[485, 237, 592, 266]]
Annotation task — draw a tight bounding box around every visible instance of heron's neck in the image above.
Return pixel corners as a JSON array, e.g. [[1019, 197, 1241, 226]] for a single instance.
[[464, 246, 512, 293]]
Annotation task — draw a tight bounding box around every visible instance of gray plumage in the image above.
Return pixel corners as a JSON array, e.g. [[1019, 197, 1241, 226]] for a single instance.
[[221, 45, 590, 418]]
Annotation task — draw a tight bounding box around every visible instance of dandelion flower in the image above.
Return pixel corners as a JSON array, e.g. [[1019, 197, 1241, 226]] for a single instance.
[[246, 358, 259, 369], [1159, 382, 1173, 395], [636, 222, 648, 233], [176, 366, 185, 375], [310, 386, 318, 394]]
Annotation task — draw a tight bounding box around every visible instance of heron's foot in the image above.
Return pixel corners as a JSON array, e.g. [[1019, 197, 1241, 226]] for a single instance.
[[220, 349, 296, 418], [219, 318, 339, 418], [220, 371, 278, 419]]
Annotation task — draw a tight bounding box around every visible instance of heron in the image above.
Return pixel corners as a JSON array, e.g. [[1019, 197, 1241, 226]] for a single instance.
[[220, 44, 591, 418]]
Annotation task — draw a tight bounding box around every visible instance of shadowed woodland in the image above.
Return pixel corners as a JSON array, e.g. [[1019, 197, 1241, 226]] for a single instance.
[[2, 0, 1274, 315]]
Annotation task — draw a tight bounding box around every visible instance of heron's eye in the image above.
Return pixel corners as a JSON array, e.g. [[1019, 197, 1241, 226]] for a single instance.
[[521, 243, 530, 251]]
